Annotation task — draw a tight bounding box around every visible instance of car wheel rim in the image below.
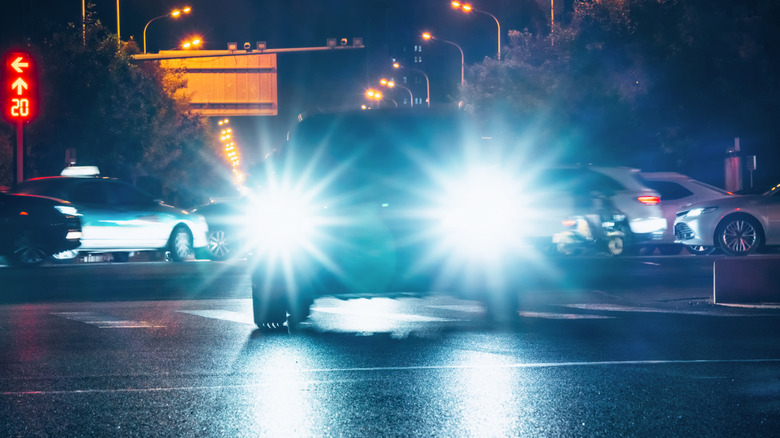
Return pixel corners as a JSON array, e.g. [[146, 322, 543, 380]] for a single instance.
[[14, 243, 46, 265], [174, 230, 192, 258], [721, 220, 758, 254], [208, 230, 231, 258]]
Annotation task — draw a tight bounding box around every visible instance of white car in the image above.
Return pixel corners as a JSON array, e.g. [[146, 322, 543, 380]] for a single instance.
[[12, 176, 208, 261], [641, 172, 734, 254], [674, 182, 780, 256]]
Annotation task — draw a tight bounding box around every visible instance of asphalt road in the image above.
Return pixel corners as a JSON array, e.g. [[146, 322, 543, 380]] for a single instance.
[[0, 255, 779, 436]]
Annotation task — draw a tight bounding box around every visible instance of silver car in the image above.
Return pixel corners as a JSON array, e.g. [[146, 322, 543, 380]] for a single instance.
[[12, 176, 208, 261], [641, 172, 734, 254], [674, 183, 780, 256]]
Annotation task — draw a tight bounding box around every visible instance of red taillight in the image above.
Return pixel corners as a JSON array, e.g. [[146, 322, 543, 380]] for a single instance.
[[637, 196, 660, 205], [562, 219, 577, 227]]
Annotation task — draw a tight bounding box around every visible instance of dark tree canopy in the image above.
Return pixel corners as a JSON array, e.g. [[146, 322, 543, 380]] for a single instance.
[[462, 0, 780, 187], [0, 8, 229, 206]]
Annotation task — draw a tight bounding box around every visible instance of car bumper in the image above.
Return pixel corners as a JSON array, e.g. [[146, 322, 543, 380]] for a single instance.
[[628, 217, 666, 244], [673, 218, 715, 246]]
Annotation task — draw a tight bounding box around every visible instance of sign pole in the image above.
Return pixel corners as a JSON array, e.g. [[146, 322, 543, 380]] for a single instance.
[[15, 121, 23, 183]]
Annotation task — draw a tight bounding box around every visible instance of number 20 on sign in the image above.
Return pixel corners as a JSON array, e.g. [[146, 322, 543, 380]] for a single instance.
[[4, 51, 36, 122]]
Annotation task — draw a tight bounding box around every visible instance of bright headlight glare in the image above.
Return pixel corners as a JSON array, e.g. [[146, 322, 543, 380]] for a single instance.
[[687, 207, 717, 218], [437, 167, 521, 253], [249, 191, 323, 250], [54, 205, 79, 216]]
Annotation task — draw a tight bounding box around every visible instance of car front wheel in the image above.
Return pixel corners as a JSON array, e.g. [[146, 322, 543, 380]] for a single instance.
[[207, 227, 232, 261], [9, 231, 47, 266], [716, 216, 763, 256], [168, 226, 193, 262]]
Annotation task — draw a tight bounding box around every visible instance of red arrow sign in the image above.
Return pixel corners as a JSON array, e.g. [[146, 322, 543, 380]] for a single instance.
[[3, 51, 36, 122], [11, 57, 28, 73], [11, 78, 27, 95]]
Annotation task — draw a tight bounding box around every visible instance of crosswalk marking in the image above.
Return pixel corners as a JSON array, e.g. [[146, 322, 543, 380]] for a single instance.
[[312, 306, 455, 322], [51, 312, 164, 328], [177, 310, 255, 325], [518, 311, 614, 320]]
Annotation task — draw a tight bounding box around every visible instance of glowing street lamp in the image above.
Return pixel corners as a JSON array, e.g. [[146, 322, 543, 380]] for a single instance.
[[143, 6, 192, 54], [380, 78, 414, 107], [451, 1, 501, 60], [392, 62, 430, 108], [181, 37, 202, 49], [422, 32, 464, 86]]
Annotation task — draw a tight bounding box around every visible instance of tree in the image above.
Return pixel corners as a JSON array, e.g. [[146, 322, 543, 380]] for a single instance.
[[461, 0, 780, 184], [2, 7, 229, 206]]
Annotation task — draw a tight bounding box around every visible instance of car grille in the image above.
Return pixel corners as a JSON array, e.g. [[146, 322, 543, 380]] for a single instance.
[[674, 222, 695, 240]]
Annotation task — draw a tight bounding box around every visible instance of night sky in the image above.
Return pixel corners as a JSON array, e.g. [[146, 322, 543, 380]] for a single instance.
[[2, 1, 777, 188]]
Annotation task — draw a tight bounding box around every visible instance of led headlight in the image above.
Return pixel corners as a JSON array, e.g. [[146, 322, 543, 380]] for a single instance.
[[686, 207, 717, 218], [54, 205, 79, 216]]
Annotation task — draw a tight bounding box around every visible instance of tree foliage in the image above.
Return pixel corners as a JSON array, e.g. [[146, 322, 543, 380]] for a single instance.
[[0, 8, 228, 206], [462, 0, 780, 182]]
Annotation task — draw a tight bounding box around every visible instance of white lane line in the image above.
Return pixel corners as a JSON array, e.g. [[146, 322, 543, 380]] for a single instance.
[[563, 303, 751, 316], [428, 304, 485, 313], [51, 312, 163, 328], [177, 310, 255, 325], [4, 358, 780, 396], [518, 311, 614, 320], [312, 306, 454, 322]]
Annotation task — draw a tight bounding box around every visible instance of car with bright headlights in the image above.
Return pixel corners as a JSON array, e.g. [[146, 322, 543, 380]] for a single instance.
[[1, 192, 82, 266], [12, 176, 208, 262], [249, 110, 548, 328], [641, 172, 734, 255], [674, 182, 780, 256]]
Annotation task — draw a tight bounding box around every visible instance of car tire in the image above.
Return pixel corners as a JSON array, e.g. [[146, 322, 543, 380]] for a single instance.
[[716, 215, 763, 256], [9, 231, 47, 266], [251, 282, 288, 330], [168, 226, 193, 262], [685, 245, 716, 256], [51, 249, 79, 263], [206, 227, 232, 261], [604, 235, 625, 256]]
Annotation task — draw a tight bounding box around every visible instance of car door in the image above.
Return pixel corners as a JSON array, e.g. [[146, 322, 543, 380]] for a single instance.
[[101, 181, 172, 248]]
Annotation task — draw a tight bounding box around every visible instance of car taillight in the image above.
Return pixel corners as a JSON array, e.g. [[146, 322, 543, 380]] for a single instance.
[[637, 196, 660, 205]]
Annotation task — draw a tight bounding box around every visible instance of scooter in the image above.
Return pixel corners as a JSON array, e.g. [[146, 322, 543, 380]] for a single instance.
[[552, 197, 629, 256]]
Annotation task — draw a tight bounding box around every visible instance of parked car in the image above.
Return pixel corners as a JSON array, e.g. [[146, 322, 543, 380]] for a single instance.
[[11, 176, 208, 262], [0, 192, 82, 266], [674, 182, 780, 256], [641, 172, 734, 255], [191, 197, 251, 261]]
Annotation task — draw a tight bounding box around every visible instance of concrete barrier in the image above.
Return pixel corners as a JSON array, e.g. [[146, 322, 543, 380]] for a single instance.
[[713, 257, 780, 304]]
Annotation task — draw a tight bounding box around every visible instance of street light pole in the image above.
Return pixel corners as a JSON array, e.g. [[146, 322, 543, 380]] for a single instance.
[[116, 0, 121, 48], [143, 7, 192, 54], [451, 2, 501, 60], [393, 63, 430, 108], [422, 33, 464, 86], [380, 78, 414, 107]]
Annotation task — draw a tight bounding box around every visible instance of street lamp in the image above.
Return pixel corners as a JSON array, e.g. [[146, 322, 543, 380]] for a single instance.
[[380, 78, 414, 107], [392, 62, 430, 108], [143, 6, 192, 54], [181, 37, 202, 49], [422, 32, 464, 86], [451, 1, 501, 60]]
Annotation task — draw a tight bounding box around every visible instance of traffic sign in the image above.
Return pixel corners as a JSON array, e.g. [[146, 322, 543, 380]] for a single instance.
[[3, 51, 36, 122]]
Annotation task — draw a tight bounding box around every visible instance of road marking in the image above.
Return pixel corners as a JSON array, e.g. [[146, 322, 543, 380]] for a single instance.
[[4, 358, 780, 396], [312, 306, 454, 322], [563, 303, 754, 317], [518, 311, 614, 320], [177, 310, 255, 325], [428, 304, 485, 313], [51, 312, 164, 328]]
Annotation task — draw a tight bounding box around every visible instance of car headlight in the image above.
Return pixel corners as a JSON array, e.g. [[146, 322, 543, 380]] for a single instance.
[[685, 207, 717, 218], [54, 205, 79, 216], [248, 189, 326, 252], [436, 166, 522, 255]]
